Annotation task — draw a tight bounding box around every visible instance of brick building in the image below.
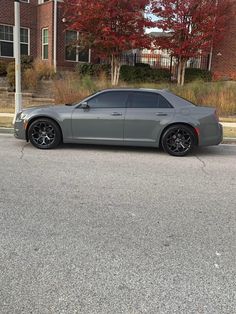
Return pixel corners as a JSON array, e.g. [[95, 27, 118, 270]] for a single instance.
[[211, 0, 236, 80], [0, 0, 90, 70], [0, 0, 236, 79]]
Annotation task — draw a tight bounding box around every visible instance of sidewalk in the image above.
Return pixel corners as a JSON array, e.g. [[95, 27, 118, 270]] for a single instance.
[[0, 113, 14, 118]]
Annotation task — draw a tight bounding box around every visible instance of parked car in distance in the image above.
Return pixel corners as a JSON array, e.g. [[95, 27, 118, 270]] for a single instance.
[[14, 88, 223, 156]]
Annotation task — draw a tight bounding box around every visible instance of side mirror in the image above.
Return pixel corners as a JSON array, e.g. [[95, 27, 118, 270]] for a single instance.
[[80, 102, 90, 109]]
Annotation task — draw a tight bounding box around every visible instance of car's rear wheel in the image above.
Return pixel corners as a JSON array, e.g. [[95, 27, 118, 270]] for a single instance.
[[161, 124, 196, 156], [28, 118, 61, 149]]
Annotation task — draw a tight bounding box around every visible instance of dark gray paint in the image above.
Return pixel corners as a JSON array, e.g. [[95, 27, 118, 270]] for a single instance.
[[14, 88, 223, 148]]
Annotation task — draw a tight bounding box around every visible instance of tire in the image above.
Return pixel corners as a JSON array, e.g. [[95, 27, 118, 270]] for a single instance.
[[161, 124, 196, 157], [28, 118, 61, 149]]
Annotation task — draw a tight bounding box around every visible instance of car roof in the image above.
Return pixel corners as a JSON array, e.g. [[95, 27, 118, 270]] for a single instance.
[[99, 88, 164, 93]]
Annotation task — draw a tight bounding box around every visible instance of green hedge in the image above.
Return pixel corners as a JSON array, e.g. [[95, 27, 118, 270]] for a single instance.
[[185, 68, 212, 82], [120, 65, 171, 83], [76, 63, 111, 78], [76, 63, 171, 83]]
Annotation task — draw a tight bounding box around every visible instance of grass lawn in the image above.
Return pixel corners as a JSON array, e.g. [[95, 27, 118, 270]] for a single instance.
[[0, 107, 15, 113], [0, 117, 13, 128], [223, 127, 236, 138], [220, 117, 236, 123]]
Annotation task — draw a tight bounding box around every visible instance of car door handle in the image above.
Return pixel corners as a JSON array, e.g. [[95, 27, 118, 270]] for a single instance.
[[111, 112, 123, 116], [156, 113, 167, 116]]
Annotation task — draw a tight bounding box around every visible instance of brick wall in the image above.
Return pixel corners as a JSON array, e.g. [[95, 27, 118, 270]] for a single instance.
[[36, 1, 54, 65], [211, 0, 236, 80], [0, 0, 38, 60]]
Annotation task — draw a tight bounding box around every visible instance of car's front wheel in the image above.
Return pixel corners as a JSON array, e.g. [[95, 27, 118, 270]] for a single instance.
[[28, 118, 61, 149], [161, 124, 196, 156]]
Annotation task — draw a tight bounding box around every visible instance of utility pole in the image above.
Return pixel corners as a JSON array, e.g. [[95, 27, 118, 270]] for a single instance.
[[53, 0, 57, 73], [13, 0, 22, 124]]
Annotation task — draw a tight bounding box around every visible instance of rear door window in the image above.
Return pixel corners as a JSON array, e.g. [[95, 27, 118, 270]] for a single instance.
[[128, 92, 158, 108]]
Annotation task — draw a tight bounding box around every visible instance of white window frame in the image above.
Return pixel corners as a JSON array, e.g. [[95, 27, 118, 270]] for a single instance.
[[42, 28, 49, 60], [38, 0, 50, 4], [65, 30, 91, 63], [0, 24, 14, 58], [0, 24, 30, 58], [20, 27, 30, 56]]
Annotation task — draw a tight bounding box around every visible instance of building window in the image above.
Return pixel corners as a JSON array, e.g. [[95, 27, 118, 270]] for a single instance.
[[38, 0, 49, 4], [20, 28, 29, 55], [42, 28, 49, 60], [0, 24, 29, 57], [65, 30, 89, 63], [0, 25, 13, 57]]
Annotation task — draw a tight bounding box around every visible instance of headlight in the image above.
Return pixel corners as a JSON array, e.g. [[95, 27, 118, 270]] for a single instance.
[[20, 112, 27, 120]]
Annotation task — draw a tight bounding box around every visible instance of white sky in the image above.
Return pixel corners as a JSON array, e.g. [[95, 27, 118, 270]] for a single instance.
[[145, 13, 161, 33]]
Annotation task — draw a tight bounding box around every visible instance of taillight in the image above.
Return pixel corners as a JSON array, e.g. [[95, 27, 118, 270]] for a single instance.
[[194, 127, 200, 139]]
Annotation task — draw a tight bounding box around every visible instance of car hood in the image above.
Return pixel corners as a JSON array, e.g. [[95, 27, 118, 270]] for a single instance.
[[21, 104, 75, 115]]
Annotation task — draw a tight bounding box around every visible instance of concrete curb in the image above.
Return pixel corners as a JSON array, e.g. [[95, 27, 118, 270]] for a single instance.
[[222, 138, 236, 144], [0, 127, 14, 134]]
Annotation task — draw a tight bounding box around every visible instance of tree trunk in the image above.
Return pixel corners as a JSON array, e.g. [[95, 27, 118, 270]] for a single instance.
[[111, 54, 114, 85], [177, 58, 187, 86], [181, 61, 186, 86], [177, 57, 182, 85], [111, 54, 121, 86]]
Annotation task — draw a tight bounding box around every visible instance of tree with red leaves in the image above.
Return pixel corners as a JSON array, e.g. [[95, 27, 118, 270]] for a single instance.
[[63, 0, 154, 85], [152, 0, 232, 85]]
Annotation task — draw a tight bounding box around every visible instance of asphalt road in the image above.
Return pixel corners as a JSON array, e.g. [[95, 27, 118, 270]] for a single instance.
[[0, 135, 236, 314]]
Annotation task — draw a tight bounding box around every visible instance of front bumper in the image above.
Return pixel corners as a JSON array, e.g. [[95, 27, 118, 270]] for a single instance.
[[14, 119, 26, 140]]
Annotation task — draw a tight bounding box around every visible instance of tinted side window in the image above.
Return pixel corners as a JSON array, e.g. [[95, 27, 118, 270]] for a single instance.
[[87, 92, 128, 108], [157, 94, 173, 109], [129, 92, 158, 108]]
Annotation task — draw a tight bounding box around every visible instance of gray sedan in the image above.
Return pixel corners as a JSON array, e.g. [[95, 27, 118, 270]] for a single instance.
[[14, 88, 223, 156]]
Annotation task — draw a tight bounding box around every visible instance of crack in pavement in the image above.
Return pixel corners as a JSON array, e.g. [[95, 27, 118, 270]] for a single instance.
[[20, 142, 29, 161], [194, 155, 209, 175]]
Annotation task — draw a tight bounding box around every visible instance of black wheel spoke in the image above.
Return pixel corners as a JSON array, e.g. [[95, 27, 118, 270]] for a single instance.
[[164, 127, 193, 155], [31, 122, 55, 147]]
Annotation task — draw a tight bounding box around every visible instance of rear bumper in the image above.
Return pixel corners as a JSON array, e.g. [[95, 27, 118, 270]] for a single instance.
[[199, 123, 223, 146], [14, 120, 26, 140]]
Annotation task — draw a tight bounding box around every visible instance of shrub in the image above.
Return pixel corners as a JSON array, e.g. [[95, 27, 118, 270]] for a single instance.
[[80, 75, 97, 93], [21, 55, 33, 70], [33, 59, 55, 80], [53, 78, 91, 104], [6, 56, 34, 88], [6, 62, 15, 88], [185, 68, 212, 82], [23, 68, 38, 90], [120, 65, 170, 83], [135, 63, 151, 68], [0, 61, 7, 76], [76, 63, 110, 78]]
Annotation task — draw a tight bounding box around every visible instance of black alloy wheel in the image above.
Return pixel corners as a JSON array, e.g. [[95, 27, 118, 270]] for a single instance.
[[161, 125, 196, 156], [28, 118, 61, 149]]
